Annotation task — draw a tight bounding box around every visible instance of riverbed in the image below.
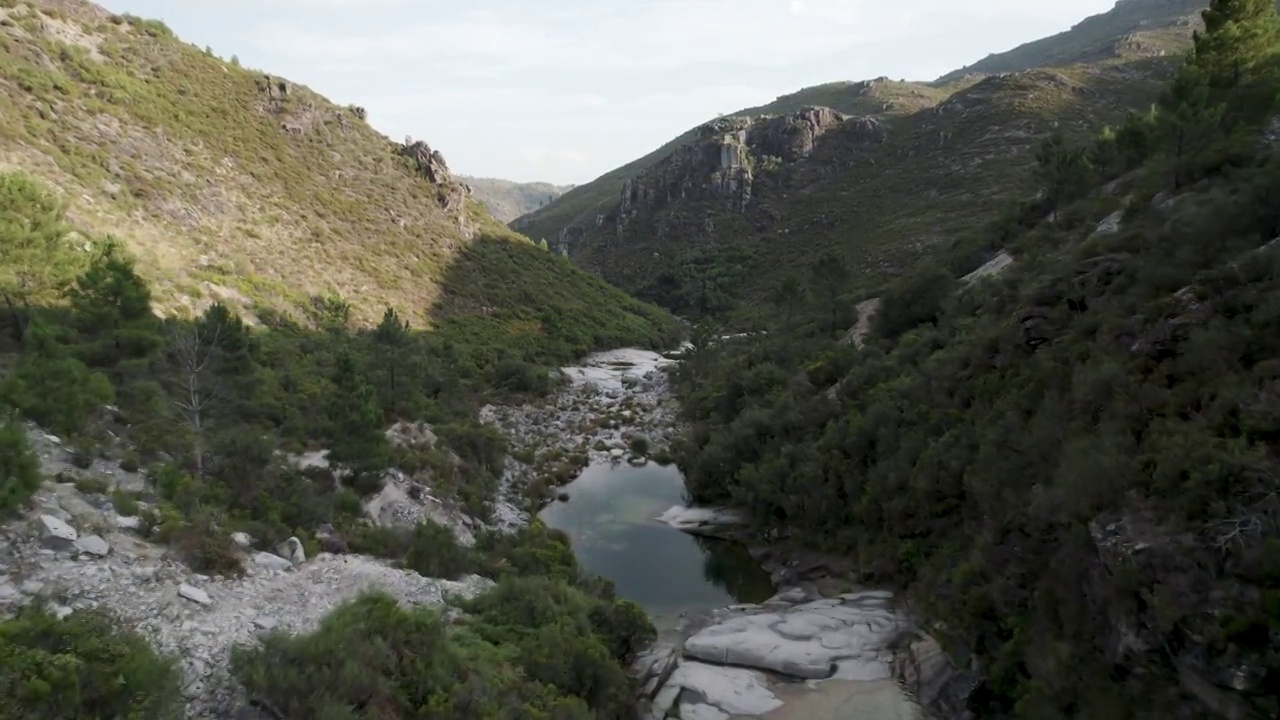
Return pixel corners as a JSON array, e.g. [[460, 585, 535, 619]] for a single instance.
[[485, 347, 933, 720]]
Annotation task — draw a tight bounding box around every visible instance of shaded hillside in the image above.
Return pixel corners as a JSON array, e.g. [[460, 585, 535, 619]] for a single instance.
[[516, 0, 1221, 320], [0, 0, 655, 331], [673, 4, 1280, 714], [509, 77, 964, 247], [459, 175, 573, 223], [541, 61, 1172, 317], [937, 0, 1211, 82]]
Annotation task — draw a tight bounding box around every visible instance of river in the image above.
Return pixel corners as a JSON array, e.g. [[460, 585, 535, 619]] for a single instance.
[[487, 347, 931, 720], [537, 459, 775, 621]]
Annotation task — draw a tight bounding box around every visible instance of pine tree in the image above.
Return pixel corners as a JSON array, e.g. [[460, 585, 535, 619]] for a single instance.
[[1193, 0, 1280, 90], [809, 249, 850, 337], [0, 172, 79, 341], [67, 238, 160, 371], [370, 307, 415, 419], [0, 319, 114, 437], [1034, 132, 1094, 214], [326, 348, 388, 491], [770, 274, 807, 330], [1157, 64, 1226, 188]]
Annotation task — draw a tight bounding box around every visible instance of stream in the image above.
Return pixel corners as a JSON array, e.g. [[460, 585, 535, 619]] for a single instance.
[[488, 347, 932, 720]]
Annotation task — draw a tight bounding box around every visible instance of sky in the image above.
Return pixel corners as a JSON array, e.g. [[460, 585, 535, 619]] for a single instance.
[[96, 0, 1119, 186]]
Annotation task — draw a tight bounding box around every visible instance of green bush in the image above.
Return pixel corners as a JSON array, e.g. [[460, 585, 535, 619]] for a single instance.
[[0, 604, 181, 720], [0, 417, 42, 518]]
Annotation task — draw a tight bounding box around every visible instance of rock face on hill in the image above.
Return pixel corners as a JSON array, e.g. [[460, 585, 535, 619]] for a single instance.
[[615, 107, 882, 227], [513, 0, 1197, 314]]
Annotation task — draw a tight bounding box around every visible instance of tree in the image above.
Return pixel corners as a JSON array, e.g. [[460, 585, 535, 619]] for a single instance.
[[0, 171, 79, 341], [0, 319, 113, 437], [67, 238, 161, 372], [1192, 0, 1280, 91], [1034, 132, 1094, 214], [1157, 64, 1226, 188], [326, 348, 387, 491], [1114, 106, 1159, 171], [770, 274, 807, 329], [809, 249, 850, 337], [538, 238, 550, 251], [369, 307, 415, 419], [0, 416, 42, 518]]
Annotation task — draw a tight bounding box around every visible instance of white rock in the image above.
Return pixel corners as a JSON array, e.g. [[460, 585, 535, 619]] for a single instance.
[[114, 515, 142, 531], [230, 531, 253, 548], [656, 506, 747, 537], [75, 535, 111, 557], [20, 580, 44, 596], [680, 703, 730, 720], [610, 448, 625, 458], [51, 604, 74, 620], [0, 581, 19, 603], [682, 592, 903, 681], [277, 537, 306, 566], [178, 583, 212, 606], [252, 552, 295, 573], [38, 515, 77, 549], [252, 615, 278, 630], [662, 661, 784, 716]]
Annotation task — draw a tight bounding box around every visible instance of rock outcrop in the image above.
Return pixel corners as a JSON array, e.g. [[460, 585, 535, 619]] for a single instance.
[[634, 588, 929, 720], [400, 136, 469, 213], [614, 107, 885, 239]]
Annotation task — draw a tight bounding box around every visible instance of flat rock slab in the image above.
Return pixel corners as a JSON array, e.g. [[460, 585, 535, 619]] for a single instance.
[[38, 515, 77, 549], [683, 591, 902, 681], [750, 678, 922, 720], [178, 583, 213, 606], [75, 535, 111, 557], [657, 505, 747, 537], [656, 662, 783, 718]]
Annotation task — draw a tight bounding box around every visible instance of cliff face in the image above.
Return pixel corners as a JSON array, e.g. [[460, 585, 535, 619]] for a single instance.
[[602, 108, 886, 252]]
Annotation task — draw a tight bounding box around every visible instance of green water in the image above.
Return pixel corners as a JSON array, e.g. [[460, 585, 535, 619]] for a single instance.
[[537, 461, 775, 617]]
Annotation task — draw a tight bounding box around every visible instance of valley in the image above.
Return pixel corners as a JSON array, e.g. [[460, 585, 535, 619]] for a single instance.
[[2, 0, 1279, 719]]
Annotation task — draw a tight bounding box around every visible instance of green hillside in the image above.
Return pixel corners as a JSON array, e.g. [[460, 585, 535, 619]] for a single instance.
[[674, 3, 1280, 717]]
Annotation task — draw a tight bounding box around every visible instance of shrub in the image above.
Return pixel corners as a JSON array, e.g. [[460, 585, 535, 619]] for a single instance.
[[0, 417, 42, 518], [0, 604, 182, 719], [627, 435, 650, 456]]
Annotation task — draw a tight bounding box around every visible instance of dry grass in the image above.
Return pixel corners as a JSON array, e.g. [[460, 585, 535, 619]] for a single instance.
[[0, 0, 509, 326]]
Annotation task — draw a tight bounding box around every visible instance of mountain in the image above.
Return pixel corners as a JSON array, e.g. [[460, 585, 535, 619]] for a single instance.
[[671, 2, 1280, 717], [0, 0, 669, 339], [512, 0, 1207, 318], [459, 176, 574, 223], [936, 0, 1209, 82]]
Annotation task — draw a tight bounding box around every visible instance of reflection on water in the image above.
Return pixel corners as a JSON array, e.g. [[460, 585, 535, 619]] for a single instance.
[[538, 461, 775, 617]]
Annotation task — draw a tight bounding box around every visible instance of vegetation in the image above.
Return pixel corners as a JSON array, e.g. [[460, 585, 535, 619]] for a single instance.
[[0, 604, 182, 720], [673, 5, 1280, 718], [527, 63, 1173, 320], [233, 522, 652, 720], [0, 416, 42, 518], [0, 0, 603, 325], [0, 152, 672, 712]]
